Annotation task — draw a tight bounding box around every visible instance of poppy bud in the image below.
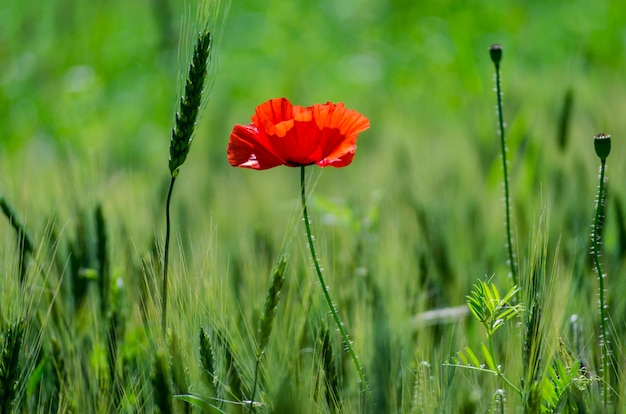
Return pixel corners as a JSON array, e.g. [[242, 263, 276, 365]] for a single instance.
[[489, 44, 502, 65], [594, 133, 611, 160]]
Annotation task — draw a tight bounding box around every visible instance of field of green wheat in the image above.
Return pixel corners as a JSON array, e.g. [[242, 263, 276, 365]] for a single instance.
[[2, 0, 626, 412]]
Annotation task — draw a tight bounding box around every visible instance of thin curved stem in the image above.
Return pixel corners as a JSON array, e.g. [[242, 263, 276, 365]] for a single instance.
[[489, 332, 520, 395], [494, 61, 517, 287], [593, 159, 609, 409], [299, 166, 371, 400], [162, 176, 176, 337]]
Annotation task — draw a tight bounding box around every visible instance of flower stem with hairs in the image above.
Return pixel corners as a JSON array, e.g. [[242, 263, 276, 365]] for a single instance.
[[300, 166, 371, 400], [592, 133, 611, 409], [490, 44, 517, 287]]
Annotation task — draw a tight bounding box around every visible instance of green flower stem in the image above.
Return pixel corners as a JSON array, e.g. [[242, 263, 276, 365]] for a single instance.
[[489, 333, 520, 395], [491, 46, 517, 287], [593, 158, 609, 408], [300, 166, 371, 400], [162, 175, 176, 337]]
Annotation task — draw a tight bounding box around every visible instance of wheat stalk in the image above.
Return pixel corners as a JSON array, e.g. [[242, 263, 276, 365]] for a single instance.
[[163, 29, 212, 337]]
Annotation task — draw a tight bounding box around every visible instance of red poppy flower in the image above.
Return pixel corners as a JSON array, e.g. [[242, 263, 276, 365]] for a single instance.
[[227, 98, 370, 170]]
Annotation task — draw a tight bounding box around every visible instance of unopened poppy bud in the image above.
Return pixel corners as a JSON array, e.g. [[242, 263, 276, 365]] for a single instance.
[[489, 44, 502, 65], [594, 133, 611, 160]]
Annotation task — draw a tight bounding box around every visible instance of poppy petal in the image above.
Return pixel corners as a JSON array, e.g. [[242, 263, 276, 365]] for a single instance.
[[280, 105, 321, 165], [316, 135, 357, 167], [254, 99, 321, 166], [313, 103, 370, 167], [227, 124, 284, 170], [314, 102, 370, 138], [252, 98, 294, 135]]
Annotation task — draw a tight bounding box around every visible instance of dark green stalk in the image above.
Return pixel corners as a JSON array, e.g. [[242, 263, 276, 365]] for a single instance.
[[490, 44, 517, 287], [162, 176, 175, 336], [95, 204, 109, 315], [592, 133, 611, 409], [0, 195, 34, 284], [152, 352, 173, 414], [595, 160, 609, 409], [557, 88, 574, 151], [489, 333, 520, 395], [300, 166, 371, 400]]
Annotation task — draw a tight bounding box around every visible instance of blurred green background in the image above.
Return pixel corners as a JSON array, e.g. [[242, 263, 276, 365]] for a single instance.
[[3, 0, 626, 321], [3, 0, 625, 275], [3, 0, 625, 164]]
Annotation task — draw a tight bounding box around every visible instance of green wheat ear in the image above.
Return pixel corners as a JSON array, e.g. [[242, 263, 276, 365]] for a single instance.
[[318, 322, 340, 412], [249, 255, 288, 408], [162, 28, 213, 337], [167, 333, 189, 407], [168, 29, 212, 177], [199, 326, 217, 393], [257, 255, 288, 354]]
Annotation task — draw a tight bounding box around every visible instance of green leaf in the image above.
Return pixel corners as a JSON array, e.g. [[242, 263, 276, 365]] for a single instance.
[[488, 282, 501, 303], [481, 343, 496, 371], [27, 357, 47, 398], [457, 351, 468, 366], [542, 366, 560, 409], [173, 394, 225, 413], [464, 346, 481, 368], [501, 285, 519, 304], [467, 296, 484, 321]]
